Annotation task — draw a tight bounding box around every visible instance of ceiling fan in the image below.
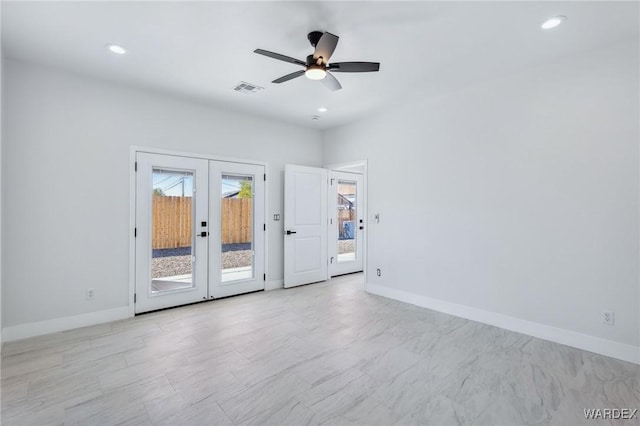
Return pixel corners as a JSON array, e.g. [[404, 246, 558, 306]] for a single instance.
[[254, 31, 380, 91]]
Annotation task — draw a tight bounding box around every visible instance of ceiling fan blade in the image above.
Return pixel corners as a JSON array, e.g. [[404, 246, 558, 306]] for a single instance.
[[313, 32, 339, 64], [321, 72, 342, 91], [272, 70, 305, 84], [254, 49, 306, 67], [328, 62, 380, 72]]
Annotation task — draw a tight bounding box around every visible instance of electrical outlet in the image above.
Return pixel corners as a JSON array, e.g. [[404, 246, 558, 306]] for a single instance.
[[602, 310, 614, 326], [86, 288, 95, 301]]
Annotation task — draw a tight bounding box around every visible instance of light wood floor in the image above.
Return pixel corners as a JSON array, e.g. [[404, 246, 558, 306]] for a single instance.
[[1, 273, 638, 425]]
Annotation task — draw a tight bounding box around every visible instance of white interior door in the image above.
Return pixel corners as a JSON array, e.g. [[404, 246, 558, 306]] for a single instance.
[[135, 153, 209, 313], [209, 161, 265, 298], [329, 171, 364, 277], [284, 165, 328, 288]]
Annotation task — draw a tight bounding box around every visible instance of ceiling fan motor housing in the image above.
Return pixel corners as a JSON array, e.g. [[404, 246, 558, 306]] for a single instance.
[[307, 31, 324, 48], [306, 54, 323, 67]]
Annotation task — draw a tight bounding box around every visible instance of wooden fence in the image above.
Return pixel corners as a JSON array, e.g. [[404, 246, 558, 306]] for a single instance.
[[152, 196, 192, 249], [152, 196, 252, 249], [221, 198, 252, 245]]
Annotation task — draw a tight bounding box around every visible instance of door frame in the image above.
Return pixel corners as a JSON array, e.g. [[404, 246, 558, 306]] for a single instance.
[[129, 146, 269, 317], [324, 160, 368, 288]]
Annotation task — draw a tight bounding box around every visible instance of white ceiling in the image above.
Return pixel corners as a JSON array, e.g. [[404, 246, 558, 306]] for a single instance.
[[2, 1, 638, 130]]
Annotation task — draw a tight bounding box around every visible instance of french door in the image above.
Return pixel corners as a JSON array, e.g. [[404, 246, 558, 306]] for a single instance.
[[135, 152, 265, 314], [328, 171, 364, 277], [135, 153, 209, 313], [209, 161, 265, 298]]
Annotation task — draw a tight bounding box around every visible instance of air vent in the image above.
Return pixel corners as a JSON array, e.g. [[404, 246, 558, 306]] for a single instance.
[[233, 81, 264, 94]]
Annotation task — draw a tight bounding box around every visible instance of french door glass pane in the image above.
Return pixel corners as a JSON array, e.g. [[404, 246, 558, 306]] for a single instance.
[[151, 168, 195, 293], [221, 174, 254, 282], [337, 180, 357, 262]]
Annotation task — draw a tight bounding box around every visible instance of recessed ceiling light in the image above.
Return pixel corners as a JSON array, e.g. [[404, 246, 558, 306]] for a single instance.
[[318, 107, 328, 113], [106, 43, 127, 55], [541, 16, 567, 30]]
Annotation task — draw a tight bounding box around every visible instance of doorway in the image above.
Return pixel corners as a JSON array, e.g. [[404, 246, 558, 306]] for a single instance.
[[329, 171, 364, 277], [283, 161, 366, 288], [134, 151, 265, 314]]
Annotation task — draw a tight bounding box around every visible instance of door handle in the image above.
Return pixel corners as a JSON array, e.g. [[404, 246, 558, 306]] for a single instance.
[[286, 230, 297, 235], [359, 226, 364, 230], [199, 231, 208, 237]]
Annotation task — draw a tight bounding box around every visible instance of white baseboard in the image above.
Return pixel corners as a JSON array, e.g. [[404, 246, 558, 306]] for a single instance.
[[366, 282, 640, 365], [266, 279, 284, 291], [2, 306, 131, 342]]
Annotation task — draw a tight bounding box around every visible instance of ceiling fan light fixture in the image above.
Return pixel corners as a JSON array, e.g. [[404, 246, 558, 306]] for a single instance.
[[305, 65, 327, 80]]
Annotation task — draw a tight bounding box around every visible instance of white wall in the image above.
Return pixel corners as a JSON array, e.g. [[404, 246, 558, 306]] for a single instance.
[[2, 58, 322, 329], [324, 41, 640, 361], [0, 3, 4, 345]]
